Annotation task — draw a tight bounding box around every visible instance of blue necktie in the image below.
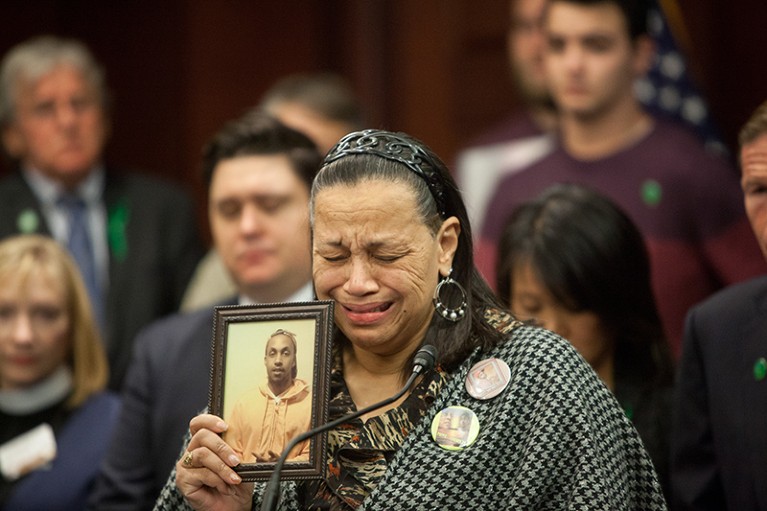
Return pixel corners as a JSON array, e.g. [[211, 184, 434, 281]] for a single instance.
[[59, 194, 104, 328]]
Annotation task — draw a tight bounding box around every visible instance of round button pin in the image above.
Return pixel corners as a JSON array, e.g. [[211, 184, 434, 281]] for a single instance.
[[17, 209, 39, 234], [431, 406, 480, 451], [641, 179, 662, 207], [465, 358, 511, 400], [754, 357, 767, 381]]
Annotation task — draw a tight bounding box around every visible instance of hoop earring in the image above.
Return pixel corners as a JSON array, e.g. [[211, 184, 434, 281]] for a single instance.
[[433, 268, 467, 322]]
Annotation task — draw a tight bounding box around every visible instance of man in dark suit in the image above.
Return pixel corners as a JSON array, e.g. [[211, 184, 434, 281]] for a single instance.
[[671, 100, 767, 510], [179, 71, 365, 311], [89, 113, 320, 510], [0, 35, 203, 389]]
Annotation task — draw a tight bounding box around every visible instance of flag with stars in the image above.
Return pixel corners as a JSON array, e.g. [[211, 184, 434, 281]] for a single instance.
[[635, 0, 728, 157]]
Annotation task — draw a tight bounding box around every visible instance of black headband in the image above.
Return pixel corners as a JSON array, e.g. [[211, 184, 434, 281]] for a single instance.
[[322, 129, 448, 218]]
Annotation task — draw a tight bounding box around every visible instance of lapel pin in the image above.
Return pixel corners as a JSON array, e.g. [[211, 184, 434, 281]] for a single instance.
[[754, 357, 766, 381], [16, 209, 39, 234]]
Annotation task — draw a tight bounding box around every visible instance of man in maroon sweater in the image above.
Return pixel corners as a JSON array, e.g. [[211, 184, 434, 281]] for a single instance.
[[479, 0, 766, 355]]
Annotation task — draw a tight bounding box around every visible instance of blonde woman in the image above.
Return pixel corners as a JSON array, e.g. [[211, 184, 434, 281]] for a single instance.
[[0, 234, 120, 510]]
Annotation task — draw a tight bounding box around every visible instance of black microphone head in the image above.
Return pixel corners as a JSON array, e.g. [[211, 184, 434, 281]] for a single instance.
[[413, 344, 438, 372]]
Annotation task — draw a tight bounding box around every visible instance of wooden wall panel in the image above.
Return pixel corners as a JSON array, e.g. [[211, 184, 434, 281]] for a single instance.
[[384, 1, 459, 159], [176, 1, 332, 238], [449, 0, 519, 149], [349, 0, 514, 166], [0, 0, 188, 182], [0, 0, 765, 232], [680, 0, 767, 153]]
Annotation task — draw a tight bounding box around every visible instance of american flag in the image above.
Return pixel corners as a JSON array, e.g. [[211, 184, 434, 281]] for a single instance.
[[635, 0, 728, 157]]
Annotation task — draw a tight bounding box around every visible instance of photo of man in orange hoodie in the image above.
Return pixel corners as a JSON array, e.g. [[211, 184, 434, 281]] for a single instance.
[[224, 329, 312, 463]]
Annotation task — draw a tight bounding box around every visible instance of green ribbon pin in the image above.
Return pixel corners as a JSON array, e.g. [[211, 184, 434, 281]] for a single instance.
[[754, 357, 767, 381], [641, 180, 662, 207], [16, 208, 40, 233], [107, 199, 130, 262]]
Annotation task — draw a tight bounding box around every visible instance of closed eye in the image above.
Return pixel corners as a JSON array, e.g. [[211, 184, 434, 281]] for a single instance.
[[320, 254, 347, 262], [374, 254, 403, 262], [546, 36, 565, 53], [744, 182, 767, 195], [583, 35, 613, 53], [257, 197, 290, 214], [215, 199, 242, 219], [0, 305, 15, 320]]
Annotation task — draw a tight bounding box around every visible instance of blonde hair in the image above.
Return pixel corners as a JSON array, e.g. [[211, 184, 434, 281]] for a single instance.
[[0, 234, 108, 407]]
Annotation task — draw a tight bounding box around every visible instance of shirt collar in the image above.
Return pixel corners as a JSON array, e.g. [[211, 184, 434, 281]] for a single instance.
[[23, 165, 105, 206], [238, 280, 314, 305], [0, 366, 73, 415]]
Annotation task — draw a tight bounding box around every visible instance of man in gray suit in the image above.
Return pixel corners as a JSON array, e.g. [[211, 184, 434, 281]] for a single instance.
[[89, 112, 320, 510], [0, 35, 203, 389], [671, 100, 767, 510]]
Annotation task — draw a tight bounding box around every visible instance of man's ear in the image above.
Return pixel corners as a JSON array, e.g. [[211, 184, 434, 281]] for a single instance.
[[632, 34, 655, 78], [437, 216, 461, 277], [2, 124, 25, 159]]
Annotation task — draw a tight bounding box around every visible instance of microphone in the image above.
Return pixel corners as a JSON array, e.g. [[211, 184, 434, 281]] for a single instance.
[[259, 344, 438, 511]]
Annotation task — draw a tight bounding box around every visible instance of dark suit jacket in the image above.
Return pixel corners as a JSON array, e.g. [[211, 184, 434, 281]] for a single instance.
[[0, 170, 204, 389], [671, 275, 767, 510], [88, 299, 235, 511]]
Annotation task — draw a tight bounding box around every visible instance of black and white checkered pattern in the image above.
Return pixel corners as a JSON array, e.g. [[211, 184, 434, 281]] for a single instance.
[[155, 324, 667, 510]]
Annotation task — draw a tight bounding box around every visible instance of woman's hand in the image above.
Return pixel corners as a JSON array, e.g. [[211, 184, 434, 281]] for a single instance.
[[175, 414, 254, 511]]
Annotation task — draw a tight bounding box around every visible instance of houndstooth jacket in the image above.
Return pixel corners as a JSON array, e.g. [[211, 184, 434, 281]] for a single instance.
[[154, 322, 667, 510]]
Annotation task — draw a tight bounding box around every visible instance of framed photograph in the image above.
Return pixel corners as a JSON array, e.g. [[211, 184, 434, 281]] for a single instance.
[[208, 300, 334, 481]]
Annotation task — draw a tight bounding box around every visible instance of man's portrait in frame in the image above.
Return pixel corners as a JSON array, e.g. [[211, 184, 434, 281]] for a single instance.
[[209, 301, 333, 481]]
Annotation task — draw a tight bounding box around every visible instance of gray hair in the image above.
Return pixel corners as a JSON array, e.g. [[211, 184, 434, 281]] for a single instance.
[[0, 35, 107, 127]]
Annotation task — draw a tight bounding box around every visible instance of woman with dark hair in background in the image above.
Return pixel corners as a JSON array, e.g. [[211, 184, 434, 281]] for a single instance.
[[496, 183, 674, 496]]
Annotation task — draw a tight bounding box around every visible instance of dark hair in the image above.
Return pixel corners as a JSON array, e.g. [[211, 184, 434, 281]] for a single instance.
[[496, 183, 672, 384], [310, 130, 507, 373], [202, 112, 322, 190], [258, 72, 364, 130], [547, 0, 651, 39]]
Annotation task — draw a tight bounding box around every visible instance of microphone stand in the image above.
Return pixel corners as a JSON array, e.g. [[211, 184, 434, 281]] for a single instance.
[[259, 345, 438, 511]]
